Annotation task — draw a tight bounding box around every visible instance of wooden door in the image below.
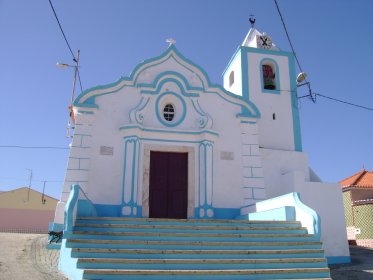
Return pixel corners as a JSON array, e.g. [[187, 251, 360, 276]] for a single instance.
[[149, 152, 188, 219]]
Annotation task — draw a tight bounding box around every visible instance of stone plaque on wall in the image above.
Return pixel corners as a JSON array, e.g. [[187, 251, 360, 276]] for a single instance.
[[220, 151, 234, 160], [100, 146, 114, 156]]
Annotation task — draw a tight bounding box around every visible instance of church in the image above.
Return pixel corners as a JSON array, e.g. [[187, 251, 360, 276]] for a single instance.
[[52, 24, 350, 279]]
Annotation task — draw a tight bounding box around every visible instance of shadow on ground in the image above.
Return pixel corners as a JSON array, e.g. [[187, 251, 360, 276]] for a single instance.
[[330, 246, 373, 280]]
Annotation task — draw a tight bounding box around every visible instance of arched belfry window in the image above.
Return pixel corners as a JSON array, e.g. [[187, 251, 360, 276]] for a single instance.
[[260, 59, 280, 94], [262, 64, 276, 90]]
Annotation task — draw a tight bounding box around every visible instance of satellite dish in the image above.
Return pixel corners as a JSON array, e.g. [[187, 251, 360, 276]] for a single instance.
[[296, 72, 307, 84]]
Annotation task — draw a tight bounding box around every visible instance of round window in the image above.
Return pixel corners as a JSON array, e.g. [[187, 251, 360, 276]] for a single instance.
[[163, 103, 175, 122]]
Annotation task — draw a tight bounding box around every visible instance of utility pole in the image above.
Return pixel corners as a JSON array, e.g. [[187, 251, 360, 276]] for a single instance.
[[26, 168, 32, 201], [42, 181, 47, 204], [57, 49, 80, 138]]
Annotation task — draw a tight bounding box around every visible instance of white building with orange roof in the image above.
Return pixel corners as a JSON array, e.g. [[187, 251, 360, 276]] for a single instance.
[[340, 169, 373, 248]]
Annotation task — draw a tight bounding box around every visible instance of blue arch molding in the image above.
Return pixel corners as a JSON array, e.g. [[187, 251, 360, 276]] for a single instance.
[[73, 45, 260, 119], [259, 57, 281, 95]]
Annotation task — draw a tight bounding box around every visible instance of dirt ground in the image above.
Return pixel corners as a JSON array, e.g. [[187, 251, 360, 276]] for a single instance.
[[0, 233, 67, 280], [0, 232, 372, 280]]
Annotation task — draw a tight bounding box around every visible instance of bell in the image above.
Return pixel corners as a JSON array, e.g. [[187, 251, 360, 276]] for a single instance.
[[264, 77, 276, 90]]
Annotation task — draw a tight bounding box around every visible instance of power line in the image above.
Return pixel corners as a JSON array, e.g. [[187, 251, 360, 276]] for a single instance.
[[315, 94, 373, 111], [77, 69, 84, 93], [48, 0, 84, 93], [274, 0, 304, 75], [0, 145, 69, 150], [48, 0, 75, 59], [273, 0, 373, 112], [0, 176, 63, 183]]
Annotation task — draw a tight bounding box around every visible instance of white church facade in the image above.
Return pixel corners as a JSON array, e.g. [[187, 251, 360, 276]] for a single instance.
[[52, 27, 350, 264]]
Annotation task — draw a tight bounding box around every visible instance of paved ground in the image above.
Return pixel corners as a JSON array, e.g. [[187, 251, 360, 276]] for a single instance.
[[330, 246, 373, 280], [0, 232, 372, 279]]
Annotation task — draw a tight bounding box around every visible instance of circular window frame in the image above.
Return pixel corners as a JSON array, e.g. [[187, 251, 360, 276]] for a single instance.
[[156, 92, 186, 127]]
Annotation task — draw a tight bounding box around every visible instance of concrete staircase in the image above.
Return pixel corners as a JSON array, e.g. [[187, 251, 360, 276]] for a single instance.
[[61, 217, 331, 279]]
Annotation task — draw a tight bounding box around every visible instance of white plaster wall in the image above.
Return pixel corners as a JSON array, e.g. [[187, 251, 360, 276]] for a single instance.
[[299, 182, 350, 258], [58, 56, 250, 212], [261, 148, 310, 198], [223, 50, 242, 97], [85, 89, 141, 204], [246, 53, 295, 151], [197, 93, 245, 209], [261, 148, 349, 258], [282, 171, 350, 258]]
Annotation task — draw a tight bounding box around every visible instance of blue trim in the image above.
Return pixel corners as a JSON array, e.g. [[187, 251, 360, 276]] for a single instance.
[[93, 203, 143, 217], [194, 207, 240, 219], [119, 124, 219, 137], [242, 46, 294, 57], [140, 137, 214, 144], [121, 137, 141, 217], [197, 141, 214, 219], [259, 58, 281, 94], [288, 55, 303, 151], [77, 199, 97, 216], [64, 185, 80, 232], [76, 203, 240, 220], [73, 45, 260, 119], [326, 256, 351, 265], [155, 91, 187, 127], [46, 243, 61, 250], [139, 71, 202, 96], [221, 46, 241, 77], [241, 49, 249, 101], [64, 184, 97, 232]]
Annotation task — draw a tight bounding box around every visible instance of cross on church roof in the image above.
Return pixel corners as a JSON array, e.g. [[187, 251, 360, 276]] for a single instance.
[[166, 38, 176, 48]]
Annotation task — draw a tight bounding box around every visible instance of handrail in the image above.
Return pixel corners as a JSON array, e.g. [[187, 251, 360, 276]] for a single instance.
[[64, 184, 97, 232]]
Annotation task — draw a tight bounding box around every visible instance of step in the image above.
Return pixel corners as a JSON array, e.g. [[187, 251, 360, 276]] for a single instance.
[[82, 268, 331, 280], [67, 239, 323, 250], [71, 248, 325, 259], [64, 217, 330, 279], [77, 217, 301, 227], [77, 257, 327, 270], [71, 231, 314, 242], [73, 223, 308, 234]]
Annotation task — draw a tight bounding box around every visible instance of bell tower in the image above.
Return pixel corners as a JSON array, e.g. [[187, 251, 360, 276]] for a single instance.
[[223, 24, 302, 152]]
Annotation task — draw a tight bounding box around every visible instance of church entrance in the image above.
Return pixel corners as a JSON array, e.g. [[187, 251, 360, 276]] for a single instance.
[[149, 151, 188, 219]]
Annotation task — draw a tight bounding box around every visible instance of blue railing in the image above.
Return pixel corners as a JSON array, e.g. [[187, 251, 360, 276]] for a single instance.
[[64, 184, 97, 233]]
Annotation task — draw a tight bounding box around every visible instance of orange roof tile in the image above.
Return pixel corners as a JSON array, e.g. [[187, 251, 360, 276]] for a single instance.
[[340, 170, 373, 189]]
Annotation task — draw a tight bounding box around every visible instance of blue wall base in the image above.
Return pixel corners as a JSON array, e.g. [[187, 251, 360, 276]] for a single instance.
[[326, 256, 351, 265], [46, 243, 61, 250], [91, 204, 241, 219]]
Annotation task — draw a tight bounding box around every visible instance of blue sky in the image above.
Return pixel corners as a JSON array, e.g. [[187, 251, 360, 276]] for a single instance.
[[0, 0, 372, 199]]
